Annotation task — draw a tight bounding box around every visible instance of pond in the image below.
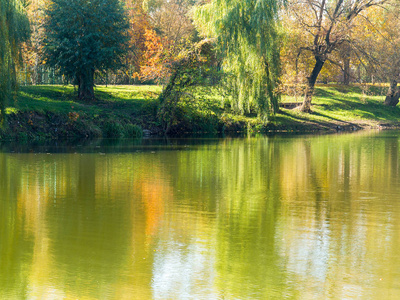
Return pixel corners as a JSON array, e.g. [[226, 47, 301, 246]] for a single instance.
[[1, 131, 400, 299]]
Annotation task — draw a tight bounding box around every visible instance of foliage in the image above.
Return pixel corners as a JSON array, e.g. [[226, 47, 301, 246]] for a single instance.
[[157, 39, 221, 134], [144, 0, 198, 44], [285, 0, 388, 112], [123, 0, 152, 82], [139, 28, 167, 82], [4, 84, 400, 141], [0, 0, 30, 123], [43, 0, 129, 100], [280, 13, 343, 88], [193, 0, 283, 116], [124, 123, 143, 138], [351, 2, 400, 106], [21, 0, 47, 85], [138, 0, 202, 83], [102, 120, 125, 138]]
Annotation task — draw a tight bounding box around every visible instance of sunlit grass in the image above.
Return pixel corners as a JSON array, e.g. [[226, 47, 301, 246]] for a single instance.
[[17, 84, 161, 118], [280, 84, 398, 128], [15, 83, 400, 135]]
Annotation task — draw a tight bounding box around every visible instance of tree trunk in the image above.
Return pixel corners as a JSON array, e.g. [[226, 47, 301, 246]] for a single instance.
[[343, 58, 350, 85], [32, 55, 41, 85], [77, 68, 95, 101], [342, 43, 351, 85], [384, 80, 400, 107], [299, 57, 325, 112], [264, 58, 278, 113]]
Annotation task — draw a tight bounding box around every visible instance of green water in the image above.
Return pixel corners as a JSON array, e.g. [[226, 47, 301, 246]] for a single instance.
[[1, 131, 400, 299]]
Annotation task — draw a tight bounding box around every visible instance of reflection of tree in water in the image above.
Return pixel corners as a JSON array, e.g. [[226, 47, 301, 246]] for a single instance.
[[276, 133, 400, 298], [157, 133, 400, 298], [0, 152, 173, 299], [1, 132, 400, 298], [46, 155, 132, 298], [0, 154, 33, 298], [46, 153, 172, 299], [152, 138, 290, 299], [211, 139, 289, 299]]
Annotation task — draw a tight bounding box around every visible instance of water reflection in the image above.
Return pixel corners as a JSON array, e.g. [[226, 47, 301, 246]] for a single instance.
[[1, 131, 400, 299]]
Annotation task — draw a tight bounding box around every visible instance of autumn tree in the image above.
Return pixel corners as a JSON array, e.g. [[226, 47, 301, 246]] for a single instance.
[[139, 28, 167, 82], [137, 0, 200, 83], [352, 2, 400, 106], [122, 0, 151, 82], [194, 0, 283, 116], [22, 0, 47, 85], [144, 0, 198, 46], [287, 0, 387, 112], [281, 13, 344, 98], [0, 0, 30, 122], [43, 0, 129, 100]]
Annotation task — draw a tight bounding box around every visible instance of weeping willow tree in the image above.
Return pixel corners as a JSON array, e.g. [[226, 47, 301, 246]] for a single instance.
[[0, 0, 30, 123], [193, 0, 283, 116]]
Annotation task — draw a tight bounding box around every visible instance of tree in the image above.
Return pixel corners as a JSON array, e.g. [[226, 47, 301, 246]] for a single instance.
[[43, 0, 129, 100], [137, 0, 200, 83], [23, 0, 48, 85], [139, 28, 167, 83], [0, 0, 30, 122], [122, 0, 152, 83], [287, 0, 387, 112], [157, 39, 218, 134], [353, 2, 400, 106], [194, 0, 282, 116], [144, 0, 198, 46]]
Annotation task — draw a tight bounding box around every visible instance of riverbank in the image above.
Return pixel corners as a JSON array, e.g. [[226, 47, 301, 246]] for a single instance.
[[2, 84, 399, 141]]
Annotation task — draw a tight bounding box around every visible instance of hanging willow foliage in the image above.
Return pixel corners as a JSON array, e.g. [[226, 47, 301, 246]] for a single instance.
[[193, 0, 283, 116], [0, 0, 30, 123]]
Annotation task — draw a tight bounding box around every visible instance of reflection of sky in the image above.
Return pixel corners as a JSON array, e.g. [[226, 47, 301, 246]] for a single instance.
[[275, 202, 394, 299], [278, 221, 331, 282], [26, 286, 66, 300], [152, 237, 218, 300]]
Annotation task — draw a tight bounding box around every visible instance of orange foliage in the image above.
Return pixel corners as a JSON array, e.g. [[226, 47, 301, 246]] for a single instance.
[[140, 29, 170, 82], [125, 0, 151, 78], [124, 0, 173, 83], [22, 0, 196, 84]]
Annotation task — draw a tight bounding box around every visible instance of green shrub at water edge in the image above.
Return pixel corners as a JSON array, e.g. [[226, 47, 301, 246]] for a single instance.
[[75, 119, 102, 138], [102, 120, 124, 138], [124, 124, 143, 138], [17, 132, 29, 142]]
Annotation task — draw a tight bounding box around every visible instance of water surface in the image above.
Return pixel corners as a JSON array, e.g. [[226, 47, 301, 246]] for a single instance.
[[1, 131, 400, 299]]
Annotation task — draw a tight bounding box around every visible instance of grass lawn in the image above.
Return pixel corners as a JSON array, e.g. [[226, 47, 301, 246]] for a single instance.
[[6, 83, 400, 141], [275, 84, 400, 131], [16, 85, 161, 118]]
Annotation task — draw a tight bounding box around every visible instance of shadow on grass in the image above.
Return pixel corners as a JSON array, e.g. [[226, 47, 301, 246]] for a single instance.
[[16, 85, 161, 119], [93, 90, 160, 117], [314, 97, 400, 122], [275, 110, 341, 130], [20, 85, 75, 99], [310, 111, 363, 125], [314, 88, 335, 98]]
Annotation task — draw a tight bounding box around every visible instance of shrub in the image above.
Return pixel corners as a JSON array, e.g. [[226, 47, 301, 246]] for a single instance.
[[124, 124, 143, 138], [102, 120, 124, 138]]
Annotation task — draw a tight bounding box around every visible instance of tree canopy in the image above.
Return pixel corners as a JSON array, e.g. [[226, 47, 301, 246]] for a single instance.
[[193, 0, 283, 116], [286, 0, 387, 112], [43, 0, 129, 100], [0, 0, 30, 122]]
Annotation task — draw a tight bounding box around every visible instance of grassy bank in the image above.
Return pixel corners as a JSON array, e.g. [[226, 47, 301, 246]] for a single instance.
[[2, 84, 399, 141]]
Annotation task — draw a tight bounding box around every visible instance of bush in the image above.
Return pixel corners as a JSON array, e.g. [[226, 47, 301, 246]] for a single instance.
[[124, 123, 143, 138], [102, 120, 124, 138], [17, 132, 28, 142]]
